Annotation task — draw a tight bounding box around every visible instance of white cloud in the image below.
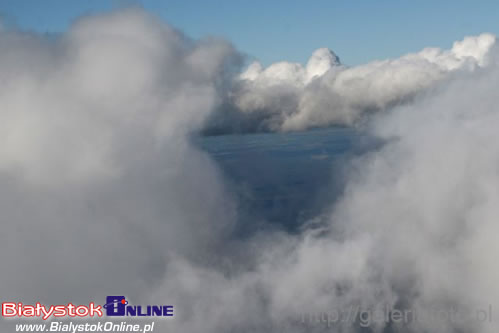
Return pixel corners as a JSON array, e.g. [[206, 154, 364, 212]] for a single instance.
[[0, 8, 239, 306], [224, 33, 496, 133]]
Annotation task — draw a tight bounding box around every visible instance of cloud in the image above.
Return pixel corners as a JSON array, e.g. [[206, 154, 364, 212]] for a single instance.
[[175, 44, 499, 333], [1, 6, 499, 333], [161, 34, 499, 333], [205, 33, 496, 134], [314, 49, 499, 332], [0, 8, 240, 306]]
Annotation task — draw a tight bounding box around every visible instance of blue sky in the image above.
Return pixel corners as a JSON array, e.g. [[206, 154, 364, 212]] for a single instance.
[[0, 0, 498, 66]]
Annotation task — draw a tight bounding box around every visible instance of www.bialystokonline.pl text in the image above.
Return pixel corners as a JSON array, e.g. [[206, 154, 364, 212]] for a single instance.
[[14, 321, 155, 332]]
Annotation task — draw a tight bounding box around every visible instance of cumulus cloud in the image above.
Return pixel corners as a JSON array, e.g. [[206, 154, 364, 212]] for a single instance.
[[174, 41, 499, 333], [205, 33, 496, 133], [2, 6, 499, 333], [162, 34, 499, 333], [0, 8, 241, 305], [313, 50, 499, 332]]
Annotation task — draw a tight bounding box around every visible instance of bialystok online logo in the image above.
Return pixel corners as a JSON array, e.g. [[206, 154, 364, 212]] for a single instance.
[[1, 296, 174, 320]]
